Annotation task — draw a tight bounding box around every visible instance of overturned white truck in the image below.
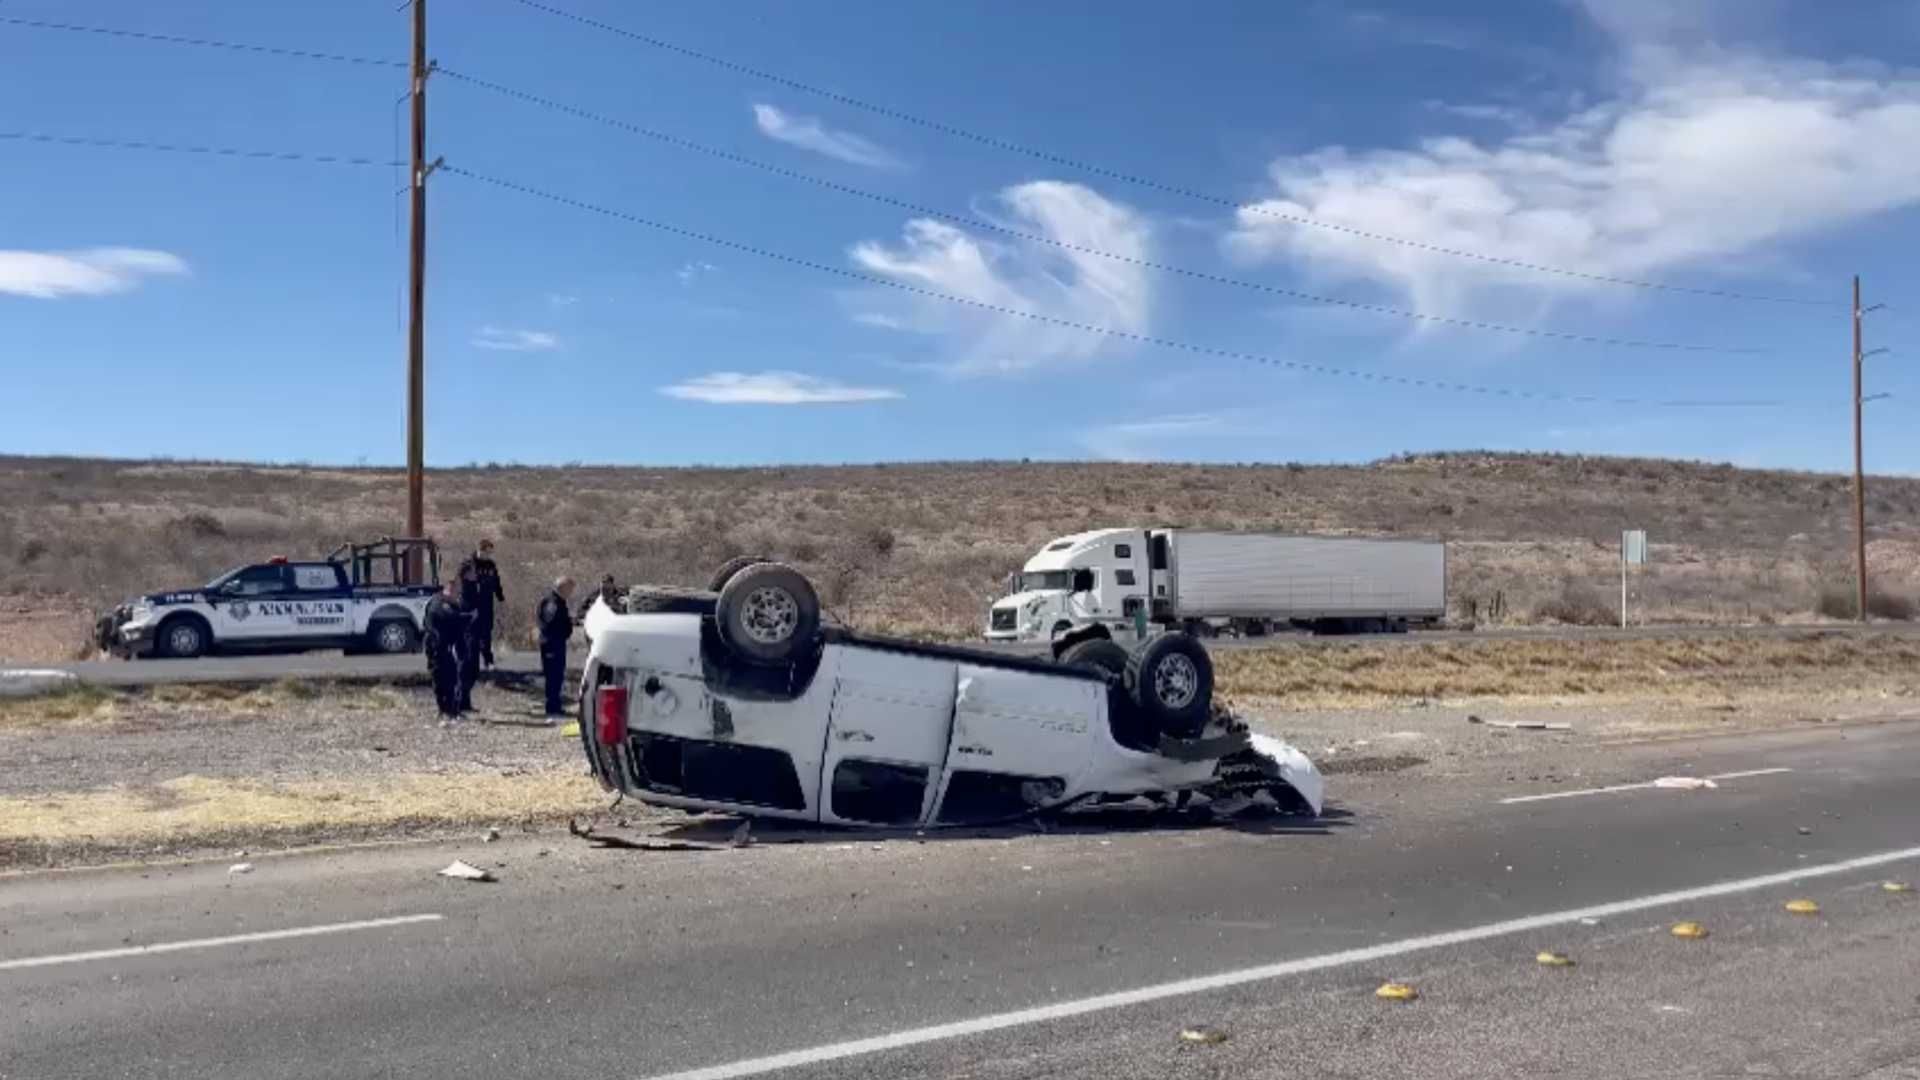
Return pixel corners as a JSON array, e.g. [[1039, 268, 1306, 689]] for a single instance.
[[986, 528, 1447, 655], [577, 561, 1322, 828]]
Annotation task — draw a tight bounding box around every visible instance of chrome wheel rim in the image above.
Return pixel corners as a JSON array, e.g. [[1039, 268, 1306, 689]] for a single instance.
[[740, 586, 799, 644], [1154, 654, 1199, 709]]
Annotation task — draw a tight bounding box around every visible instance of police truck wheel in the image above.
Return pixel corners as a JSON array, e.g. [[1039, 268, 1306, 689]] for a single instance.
[[370, 618, 417, 654], [1125, 632, 1213, 739], [707, 555, 772, 593], [1060, 638, 1129, 679], [157, 616, 208, 659], [716, 563, 820, 666]]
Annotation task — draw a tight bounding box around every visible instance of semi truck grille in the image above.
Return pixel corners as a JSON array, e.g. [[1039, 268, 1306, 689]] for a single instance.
[[990, 608, 1016, 631]]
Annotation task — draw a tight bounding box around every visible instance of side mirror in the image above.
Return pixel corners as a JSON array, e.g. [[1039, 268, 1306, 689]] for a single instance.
[[1072, 568, 1095, 593]]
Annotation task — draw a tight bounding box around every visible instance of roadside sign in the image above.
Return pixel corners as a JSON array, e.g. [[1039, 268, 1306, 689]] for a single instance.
[[1623, 530, 1648, 565]]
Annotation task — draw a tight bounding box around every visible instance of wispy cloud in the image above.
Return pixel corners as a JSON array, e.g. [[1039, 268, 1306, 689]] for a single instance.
[[848, 181, 1151, 376], [752, 104, 904, 170], [0, 247, 187, 299], [1079, 413, 1234, 462], [852, 312, 909, 330], [472, 325, 561, 352], [546, 293, 579, 307], [676, 260, 718, 284], [660, 371, 902, 405]]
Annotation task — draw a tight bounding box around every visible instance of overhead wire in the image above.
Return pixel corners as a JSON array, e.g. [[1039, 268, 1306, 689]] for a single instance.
[[501, 0, 1840, 308], [442, 165, 1786, 409], [438, 68, 1767, 356], [0, 130, 402, 168], [0, 14, 403, 68]]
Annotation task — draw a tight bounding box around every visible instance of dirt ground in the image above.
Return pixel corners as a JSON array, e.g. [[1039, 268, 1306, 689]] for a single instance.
[[6, 632, 1916, 870]]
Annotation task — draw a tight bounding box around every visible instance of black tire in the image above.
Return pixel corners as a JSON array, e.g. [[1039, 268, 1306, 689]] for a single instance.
[[1061, 638, 1129, 679], [369, 617, 417, 654], [155, 615, 210, 659], [707, 555, 772, 593], [626, 585, 719, 615], [1125, 632, 1214, 739], [715, 562, 821, 666]]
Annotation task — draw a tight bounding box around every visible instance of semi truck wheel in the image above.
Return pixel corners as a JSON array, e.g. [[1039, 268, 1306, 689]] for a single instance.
[[1125, 632, 1213, 739], [716, 562, 821, 666]]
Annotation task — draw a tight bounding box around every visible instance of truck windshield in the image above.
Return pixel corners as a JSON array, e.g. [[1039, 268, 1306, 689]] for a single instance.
[[1019, 571, 1074, 592]]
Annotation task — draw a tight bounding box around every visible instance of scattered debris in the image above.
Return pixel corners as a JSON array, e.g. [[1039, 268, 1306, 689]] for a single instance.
[[558, 721, 580, 738], [1375, 982, 1419, 1002], [1797, 826, 1814, 836], [729, 821, 752, 849], [1883, 881, 1912, 894], [438, 860, 496, 883], [1468, 715, 1573, 731], [227, 862, 253, 875], [568, 817, 723, 852], [1579, 917, 1601, 927], [1652, 777, 1718, 791], [1784, 899, 1821, 915], [482, 827, 501, 843], [1179, 1026, 1230, 1045], [1669, 921, 1709, 939], [1536, 951, 1575, 967]]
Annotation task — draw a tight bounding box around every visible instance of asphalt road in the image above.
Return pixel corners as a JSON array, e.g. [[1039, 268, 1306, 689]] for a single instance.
[[38, 619, 1920, 688], [4, 722, 1918, 1079]]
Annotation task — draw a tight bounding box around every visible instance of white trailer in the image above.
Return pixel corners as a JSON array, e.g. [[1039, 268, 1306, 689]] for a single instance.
[[984, 528, 1446, 653]]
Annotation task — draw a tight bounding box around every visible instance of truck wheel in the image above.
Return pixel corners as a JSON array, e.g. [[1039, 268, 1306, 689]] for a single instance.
[[716, 562, 821, 666], [1126, 632, 1213, 739], [1061, 638, 1129, 679], [707, 555, 772, 593], [370, 618, 417, 654], [156, 615, 209, 659]]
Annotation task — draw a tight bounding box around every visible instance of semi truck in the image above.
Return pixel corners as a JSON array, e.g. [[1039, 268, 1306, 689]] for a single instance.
[[984, 528, 1446, 654]]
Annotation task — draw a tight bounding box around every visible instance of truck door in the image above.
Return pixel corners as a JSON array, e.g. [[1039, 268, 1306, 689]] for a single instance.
[[818, 648, 959, 828], [932, 665, 1098, 825], [207, 565, 294, 642], [286, 563, 353, 640]]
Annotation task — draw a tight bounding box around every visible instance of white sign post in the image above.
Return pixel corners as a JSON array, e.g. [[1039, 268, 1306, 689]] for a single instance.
[[1621, 529, 1648, 628]]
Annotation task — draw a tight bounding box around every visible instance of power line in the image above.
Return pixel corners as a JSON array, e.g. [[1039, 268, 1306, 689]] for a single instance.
[[0, 14, 403, 68], [440, 68, 1766, 357], [443, 165, 1785, 409], [0, 130, 402, 167], [503, 0, 1838, 309]]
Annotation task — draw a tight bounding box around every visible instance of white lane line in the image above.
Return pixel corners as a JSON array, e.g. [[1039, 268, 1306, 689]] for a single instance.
[[0, 913, 445, 972], [1499, 766, 1793, 805], [639, 844, 1920, 1080]]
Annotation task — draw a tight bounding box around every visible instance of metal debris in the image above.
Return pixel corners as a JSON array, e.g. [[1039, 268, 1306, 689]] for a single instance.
[[1468, 715, 1573, 731], [438, 860, 496, 882]]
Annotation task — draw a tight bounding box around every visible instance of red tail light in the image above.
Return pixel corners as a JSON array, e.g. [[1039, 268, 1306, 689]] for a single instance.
[[596, 685, 629, 746]]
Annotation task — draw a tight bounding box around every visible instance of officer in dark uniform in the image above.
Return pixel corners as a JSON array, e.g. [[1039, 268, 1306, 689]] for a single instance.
[[536, 576, 577, 721], [423, 580, 473, 719], [453, 561, 483, 713], [579, 574, 625, 624], [464, 539, 506, 670]]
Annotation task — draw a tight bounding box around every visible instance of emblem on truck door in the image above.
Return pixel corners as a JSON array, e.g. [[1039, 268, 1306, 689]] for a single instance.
[[229, 601, 252, 622]]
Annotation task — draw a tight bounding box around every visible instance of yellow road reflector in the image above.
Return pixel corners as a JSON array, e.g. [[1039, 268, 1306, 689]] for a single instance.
[[1884, 881, 1913, 894], [1535, 951, 1575, 967], [1784, 899, 1820, 914], [1179, 1026, 1229, 1045], [1670, 921, 1709, 939], [1376, 982, 1419, 1001], [558, 722, 580, 737]]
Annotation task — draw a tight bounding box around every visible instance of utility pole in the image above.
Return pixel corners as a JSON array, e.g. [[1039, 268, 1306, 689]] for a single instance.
[[406, 0, 433, 579], [1854, 275, 1866, 622]]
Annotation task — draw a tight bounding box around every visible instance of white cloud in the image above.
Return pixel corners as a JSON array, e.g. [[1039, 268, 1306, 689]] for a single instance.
[[0, 247, 187, 299], [676, 261, 718, 284], [546, 293, 579, 307], [1226, 27, 1920, 315], [472, 325, 561, 352], [849, 181, 1151, 376], [1079, 413, 1233, 462], [752, 104, 904, 170], [660, 371, 902, 405], [852, 312, 909, 330]]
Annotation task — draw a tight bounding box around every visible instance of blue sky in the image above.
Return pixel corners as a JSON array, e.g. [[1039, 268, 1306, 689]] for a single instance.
[[3, 0, 1918, 470]]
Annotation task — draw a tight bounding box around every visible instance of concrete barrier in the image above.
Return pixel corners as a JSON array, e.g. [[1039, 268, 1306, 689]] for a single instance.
[[0, 669, 82, 699]]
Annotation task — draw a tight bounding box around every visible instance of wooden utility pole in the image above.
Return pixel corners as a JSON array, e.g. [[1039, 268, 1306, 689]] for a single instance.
[[1853, 275, 1866, 622], [406, 0, 431, 577]]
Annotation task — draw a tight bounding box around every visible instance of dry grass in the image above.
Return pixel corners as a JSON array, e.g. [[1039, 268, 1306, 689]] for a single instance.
[[0, 679, 402, 729], [5, 451, 1920, 661], [1215, 632, 1920, 709], [0, 770, 604, 852]]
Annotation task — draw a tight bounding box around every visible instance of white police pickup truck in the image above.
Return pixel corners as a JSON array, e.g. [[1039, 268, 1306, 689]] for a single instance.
[[97, 538, 441, 660]]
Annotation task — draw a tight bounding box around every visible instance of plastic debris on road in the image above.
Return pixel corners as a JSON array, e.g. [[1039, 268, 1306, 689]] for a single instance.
[[1375, 982, 1419, 1001], [1652, 776, 1718, 790], [1536, 951, 1575, 967], [1467, 715, 1573, 731], [558, 721, 580, 737], [438, 860, 496, 882], [1883, 881, 1912, 893], [729, 821, 752, 849], [1179, 1026, 1229, 1044], [483, 827, 501, 843], [1670, 921, 1709, 939], [227, 862, 253, 875], [1784, 899, 1821, 914]]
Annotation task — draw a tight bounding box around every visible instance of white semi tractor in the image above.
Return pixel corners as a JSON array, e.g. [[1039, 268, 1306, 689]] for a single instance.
[[985, 528, 1446, 654]]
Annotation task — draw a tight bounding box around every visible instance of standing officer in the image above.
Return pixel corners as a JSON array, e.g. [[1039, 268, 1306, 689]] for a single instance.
[[453, 561, 483, 714], [463, 539, 506, 670], [424, 579, 472, 720], [536, 576, 577, 721]]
